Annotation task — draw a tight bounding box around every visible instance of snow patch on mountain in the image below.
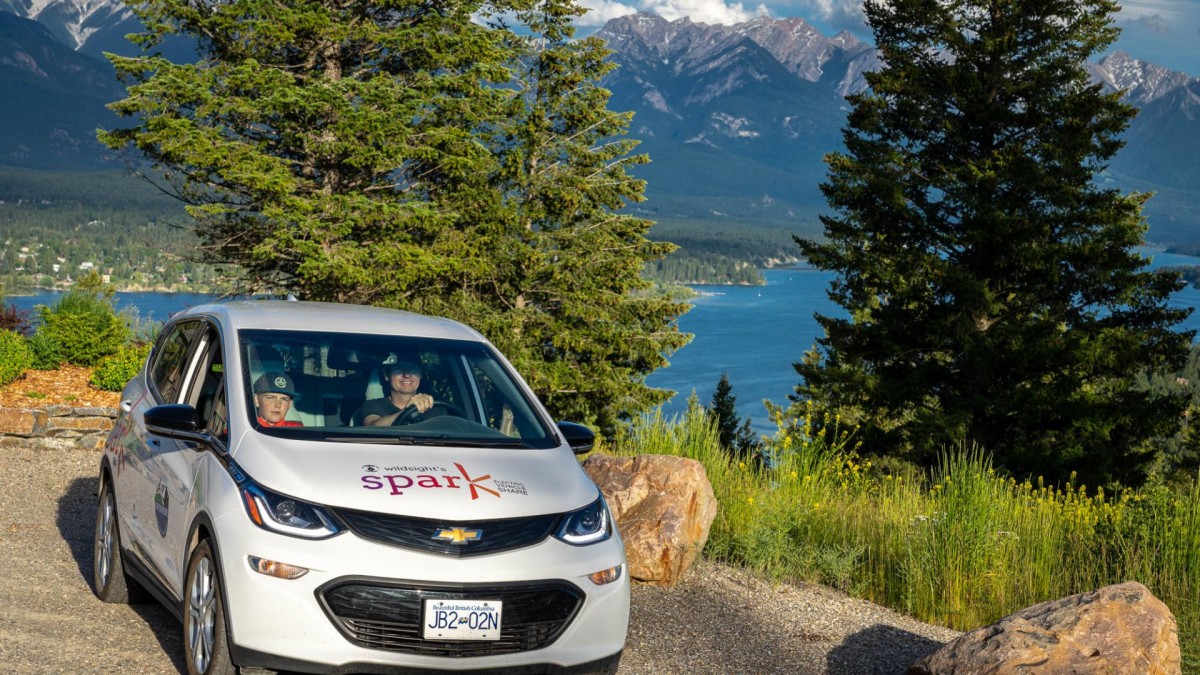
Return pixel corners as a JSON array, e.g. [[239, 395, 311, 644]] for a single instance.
[[5, 0, 133, 50]]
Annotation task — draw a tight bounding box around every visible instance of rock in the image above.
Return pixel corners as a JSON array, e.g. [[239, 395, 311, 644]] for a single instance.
[[582, 453, 719, 587], [908, 581, 1180, 675]]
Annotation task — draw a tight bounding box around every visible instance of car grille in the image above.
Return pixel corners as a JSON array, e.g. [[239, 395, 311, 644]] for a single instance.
[[332, 509, 560, 557], [319, 580, 583, 656]]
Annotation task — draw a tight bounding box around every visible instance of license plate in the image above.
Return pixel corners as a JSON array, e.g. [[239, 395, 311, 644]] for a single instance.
[[422, 599, 503, 640]]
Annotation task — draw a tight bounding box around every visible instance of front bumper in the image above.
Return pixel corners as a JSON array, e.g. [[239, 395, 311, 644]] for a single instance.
[[213, 509, 629, 673]]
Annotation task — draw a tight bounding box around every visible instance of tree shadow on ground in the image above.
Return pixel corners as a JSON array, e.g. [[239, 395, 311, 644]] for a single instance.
[[826, 624, 947, 675], [57, 476, 187, 673]]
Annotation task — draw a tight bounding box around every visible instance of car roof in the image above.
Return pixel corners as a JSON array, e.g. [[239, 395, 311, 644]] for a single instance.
[[176, 300, 486, 341]]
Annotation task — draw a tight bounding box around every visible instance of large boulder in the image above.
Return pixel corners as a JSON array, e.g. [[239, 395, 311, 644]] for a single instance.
[[582, 453, 719, 587], [909, 581, 1180, 675]]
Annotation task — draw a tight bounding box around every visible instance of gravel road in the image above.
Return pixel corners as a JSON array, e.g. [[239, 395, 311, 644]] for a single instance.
[[0, 443, 958, 674]]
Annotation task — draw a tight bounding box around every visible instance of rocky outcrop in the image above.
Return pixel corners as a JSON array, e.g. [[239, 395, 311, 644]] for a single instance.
[[583, 452, 719, 587], [909, 581, 1180, 675]]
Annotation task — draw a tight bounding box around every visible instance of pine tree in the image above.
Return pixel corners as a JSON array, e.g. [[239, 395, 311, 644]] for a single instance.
[[709, 372, 741, 451], [101, 0, 526, 303], [795, 0, 1192, 486], [98, 0, 688, 430], [410, 0, 691, 431], [708, 372, 758, 460]]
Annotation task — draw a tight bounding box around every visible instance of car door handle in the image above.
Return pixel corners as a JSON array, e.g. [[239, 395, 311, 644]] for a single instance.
[[121, 400, 134, 413]]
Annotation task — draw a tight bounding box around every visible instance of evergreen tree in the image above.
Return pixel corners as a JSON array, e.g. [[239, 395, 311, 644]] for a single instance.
[[98, 0, 687, 429], [408, 0, 690, 430], [708, 372, 757, 460], [99, 0, 516, 303], [709, 372, 740, 451], [795, 0, 1192, 486]]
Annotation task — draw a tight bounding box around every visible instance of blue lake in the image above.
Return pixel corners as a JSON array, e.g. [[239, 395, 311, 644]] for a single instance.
[[8, 291, 218, 324], [10, 247, 1200, 431]]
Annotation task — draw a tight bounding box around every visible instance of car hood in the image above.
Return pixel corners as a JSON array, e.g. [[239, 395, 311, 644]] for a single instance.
[[228, 436, 600, 521]]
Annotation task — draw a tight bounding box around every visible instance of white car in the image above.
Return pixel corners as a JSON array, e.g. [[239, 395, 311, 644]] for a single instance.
[[92, 301, 628, 674]]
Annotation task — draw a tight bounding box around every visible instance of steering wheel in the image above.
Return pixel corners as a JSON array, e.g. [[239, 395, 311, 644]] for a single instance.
[[392, 401, 465, 426]]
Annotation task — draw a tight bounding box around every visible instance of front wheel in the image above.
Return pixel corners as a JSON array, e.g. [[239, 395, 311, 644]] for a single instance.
[[183, 540, 236, 675], [92, 478, 145, 603]]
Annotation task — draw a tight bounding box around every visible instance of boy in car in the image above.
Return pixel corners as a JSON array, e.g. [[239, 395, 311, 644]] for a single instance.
[[253, 372, 303, 427]]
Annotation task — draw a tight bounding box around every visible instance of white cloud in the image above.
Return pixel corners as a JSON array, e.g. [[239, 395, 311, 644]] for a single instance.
[[1131, 12, 1170, 33], [637, 0, 770, 25], [1115, 0, 1200, 30], [770, 0, 867, 31], [577, 0, 643, 26]]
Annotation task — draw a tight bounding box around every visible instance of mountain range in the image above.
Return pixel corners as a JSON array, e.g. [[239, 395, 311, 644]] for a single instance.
[[2, 3, 1198, 242], [595, 13, 1200, 243]]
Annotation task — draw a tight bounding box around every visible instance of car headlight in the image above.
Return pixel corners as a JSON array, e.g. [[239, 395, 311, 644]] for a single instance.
[[240, 482, 342, 539], [554, 497, 612, 546]]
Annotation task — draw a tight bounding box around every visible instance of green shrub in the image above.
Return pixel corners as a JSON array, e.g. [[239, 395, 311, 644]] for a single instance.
[[26, 333, 65, 370], [0, 330, 33, 385], [91, 343, 152, 392], [36, 275, 131, 367]]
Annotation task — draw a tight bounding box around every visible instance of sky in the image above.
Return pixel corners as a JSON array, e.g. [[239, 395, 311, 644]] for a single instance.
[[574, 0, 1200, 77]]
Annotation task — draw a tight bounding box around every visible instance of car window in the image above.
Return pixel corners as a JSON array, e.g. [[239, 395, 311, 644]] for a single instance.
[[187, 325, 227, 444], [150, 319, 203, 403], [237, 329, 557, 448]]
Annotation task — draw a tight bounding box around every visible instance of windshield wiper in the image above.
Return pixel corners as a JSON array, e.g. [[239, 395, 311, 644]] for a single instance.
[[451, 438, 535, 449], [324, 434, 532, 448], [323, 435, 455, 446]]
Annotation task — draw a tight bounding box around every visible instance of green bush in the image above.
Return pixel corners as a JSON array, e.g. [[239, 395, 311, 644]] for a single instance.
[[0, 330, 33, 385], [36, 275, 131, 367], [91, 343, 152, 392], [26, 332, 65, 370]]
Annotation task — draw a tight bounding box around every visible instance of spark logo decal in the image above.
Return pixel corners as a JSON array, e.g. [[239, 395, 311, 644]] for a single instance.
[[360, 462, 522, 499], [455, 462, 499, 500], [154, 481, 170, 537]]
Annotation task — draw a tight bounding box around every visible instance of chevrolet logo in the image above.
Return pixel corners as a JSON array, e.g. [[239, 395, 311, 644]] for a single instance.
[[432, 527, 483, 545]]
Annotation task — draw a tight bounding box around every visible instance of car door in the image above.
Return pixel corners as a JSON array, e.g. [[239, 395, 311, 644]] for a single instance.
[[122, 318, 205, 593], [142, 320, 229, 598]]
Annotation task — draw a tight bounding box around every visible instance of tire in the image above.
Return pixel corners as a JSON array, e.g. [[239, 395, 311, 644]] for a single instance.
[[92, 479, 146, 603], [183, 540, 236, 675]]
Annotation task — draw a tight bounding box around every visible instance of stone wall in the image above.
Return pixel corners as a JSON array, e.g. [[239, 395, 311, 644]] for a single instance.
[[0, 405, 117, 450]]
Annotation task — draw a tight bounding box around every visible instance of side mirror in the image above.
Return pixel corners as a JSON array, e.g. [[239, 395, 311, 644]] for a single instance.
[[145, 404, 220, 450], [557, 421, 595, 455]]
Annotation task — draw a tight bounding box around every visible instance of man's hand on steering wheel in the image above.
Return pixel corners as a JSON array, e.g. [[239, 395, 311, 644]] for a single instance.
[[392, 400, 467, 426], [409, 393, 434, 414]]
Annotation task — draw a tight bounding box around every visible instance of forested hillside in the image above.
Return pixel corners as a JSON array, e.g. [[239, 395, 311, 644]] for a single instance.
[[0, 169, 226, 293], [0, 169, 799, 292]]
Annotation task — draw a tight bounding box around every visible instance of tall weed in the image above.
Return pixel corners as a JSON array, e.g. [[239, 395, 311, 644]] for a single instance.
[[603, 404, 1200, 665]]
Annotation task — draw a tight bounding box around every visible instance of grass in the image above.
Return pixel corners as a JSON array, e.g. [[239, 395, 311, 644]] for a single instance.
[[599, 403, 1200, 666]]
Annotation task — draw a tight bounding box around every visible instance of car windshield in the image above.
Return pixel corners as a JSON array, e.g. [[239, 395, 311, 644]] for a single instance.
[[239, 329, 557, 449]]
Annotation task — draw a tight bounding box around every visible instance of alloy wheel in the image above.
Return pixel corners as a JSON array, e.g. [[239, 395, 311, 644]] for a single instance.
[[187, 555, 217, 673], [94, 492, 115, 589]]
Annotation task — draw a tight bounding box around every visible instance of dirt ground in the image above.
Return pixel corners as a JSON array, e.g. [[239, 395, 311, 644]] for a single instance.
[[0, 402, 955, 673], [0, 447, 183, 673], [0, 365, 121, 409]]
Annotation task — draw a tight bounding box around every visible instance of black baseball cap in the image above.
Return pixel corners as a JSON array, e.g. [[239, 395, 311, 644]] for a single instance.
[[253, 372, 301, 401]]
